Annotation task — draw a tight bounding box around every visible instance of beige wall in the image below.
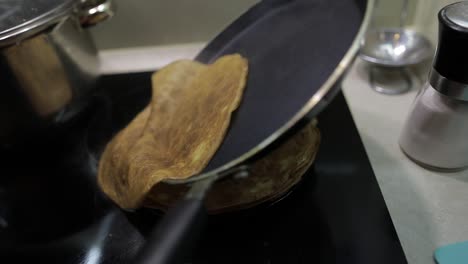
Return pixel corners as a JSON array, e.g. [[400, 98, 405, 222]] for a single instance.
[[89, 0, 259, 50], [90, 0, 455, 51]]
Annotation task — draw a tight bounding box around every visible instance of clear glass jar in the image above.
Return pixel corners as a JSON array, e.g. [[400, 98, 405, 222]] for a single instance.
[[399, 82, 468, 171]]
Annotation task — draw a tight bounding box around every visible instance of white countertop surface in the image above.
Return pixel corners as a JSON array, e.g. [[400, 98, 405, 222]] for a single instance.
[[99, 49, 468, 264], [342, 59, 468, 264]]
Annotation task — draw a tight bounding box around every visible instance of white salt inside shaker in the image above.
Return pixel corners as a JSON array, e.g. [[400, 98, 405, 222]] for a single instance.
[[400, 83, 468, 171], [399, 1, 468, 171]]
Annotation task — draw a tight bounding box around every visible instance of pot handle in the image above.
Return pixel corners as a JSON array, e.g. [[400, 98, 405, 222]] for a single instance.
[[78, 0, 115, 28]]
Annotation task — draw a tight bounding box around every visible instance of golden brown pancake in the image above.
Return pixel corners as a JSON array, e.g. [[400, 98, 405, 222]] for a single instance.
[[145, 120, 320, 214], [98, 54, 248, 209]]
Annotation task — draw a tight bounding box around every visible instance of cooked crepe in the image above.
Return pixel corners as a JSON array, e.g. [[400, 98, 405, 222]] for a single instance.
[[98, 54, 248, 209], [145, 120, 320, 214]]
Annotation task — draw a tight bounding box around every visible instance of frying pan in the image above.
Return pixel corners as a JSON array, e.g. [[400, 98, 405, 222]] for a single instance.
[[130, 0, 374, 263]]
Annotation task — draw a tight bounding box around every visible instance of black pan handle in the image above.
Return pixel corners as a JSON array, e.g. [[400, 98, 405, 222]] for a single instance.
[[133, 167, 245, 264], [134, 197, 207, 264]]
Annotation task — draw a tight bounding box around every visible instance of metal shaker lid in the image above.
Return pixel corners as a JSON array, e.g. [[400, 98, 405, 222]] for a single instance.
[[445, 2, 468, 28], [0, 0, 75, 47]]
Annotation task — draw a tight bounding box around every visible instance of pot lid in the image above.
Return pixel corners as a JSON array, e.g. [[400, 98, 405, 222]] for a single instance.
[[0, 0, 75, 46]]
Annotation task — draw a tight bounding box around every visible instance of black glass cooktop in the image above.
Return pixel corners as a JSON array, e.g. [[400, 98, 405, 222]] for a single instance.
[[0, 72, 407, 264]]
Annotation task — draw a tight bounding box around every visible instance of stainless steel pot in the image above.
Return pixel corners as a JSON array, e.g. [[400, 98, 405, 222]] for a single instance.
[[0, 0, 114, 146]]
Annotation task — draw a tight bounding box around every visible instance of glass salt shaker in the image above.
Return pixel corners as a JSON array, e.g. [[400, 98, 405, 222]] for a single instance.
[[399, 1, 468, 171]]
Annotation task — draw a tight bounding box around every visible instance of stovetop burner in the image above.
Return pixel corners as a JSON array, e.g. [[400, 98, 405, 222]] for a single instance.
[[0, 72, 407, 264]]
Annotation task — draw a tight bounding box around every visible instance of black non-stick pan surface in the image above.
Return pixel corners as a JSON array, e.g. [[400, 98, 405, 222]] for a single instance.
[[195, 0, 365, 173], [133, 0, 369, 263]]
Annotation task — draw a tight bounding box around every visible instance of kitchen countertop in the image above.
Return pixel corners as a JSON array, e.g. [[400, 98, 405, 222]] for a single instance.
[[99, 49, 468, 264], [342, 59, 468, 264]]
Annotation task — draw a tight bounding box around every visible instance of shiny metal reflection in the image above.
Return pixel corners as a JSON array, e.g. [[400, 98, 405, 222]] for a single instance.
[[360, 28, 432, 67], [0, 17, 99, 145]]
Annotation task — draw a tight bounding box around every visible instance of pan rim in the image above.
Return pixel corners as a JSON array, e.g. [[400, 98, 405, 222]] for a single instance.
[[164, 0, 375, 185]]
